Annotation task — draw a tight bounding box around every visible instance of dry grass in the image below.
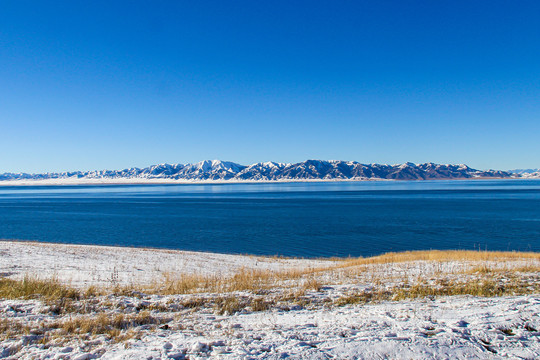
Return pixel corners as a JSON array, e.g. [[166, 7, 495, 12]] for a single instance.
[[0, 318, 31, 340], [333, 290, 392, 306], [0, 250, 538, 316], [50, 310, 161, 341], [214, 296, 245, 315], [0, 276, 80, 301], [466, 264, 540, 275], [334, 273, 540, 306], [0, 311, 164, 347], [147, 267, 326, 295], [302, 276, 323, 291], [212, 293, 309, 315], [4, 250, 537, 299], [7, 250, 535, 299], [395, 279, 506, 299], [341, 250, 540, 267]]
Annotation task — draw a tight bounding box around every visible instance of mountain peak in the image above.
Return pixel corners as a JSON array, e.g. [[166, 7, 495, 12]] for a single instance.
[[0, 160, 530, 182]]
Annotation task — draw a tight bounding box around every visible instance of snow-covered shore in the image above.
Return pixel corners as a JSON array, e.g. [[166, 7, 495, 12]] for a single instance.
[[0, 241, 331, 288], [1, 241, 539, 359]]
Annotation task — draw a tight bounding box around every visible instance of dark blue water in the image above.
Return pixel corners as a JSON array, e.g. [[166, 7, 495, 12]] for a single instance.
[[1, 180, 539, 257]]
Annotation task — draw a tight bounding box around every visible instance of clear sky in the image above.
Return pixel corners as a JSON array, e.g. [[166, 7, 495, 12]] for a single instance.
[[1, 1, 539, 173]]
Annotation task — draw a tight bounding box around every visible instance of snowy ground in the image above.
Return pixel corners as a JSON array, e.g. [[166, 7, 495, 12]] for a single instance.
[[1, 241, 539, 359], [92, 295, 540, 360], [3, 294, 540, 360], [0, 241, 332, 287]]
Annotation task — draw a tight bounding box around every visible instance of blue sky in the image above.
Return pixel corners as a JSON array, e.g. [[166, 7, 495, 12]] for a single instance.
[[1, 1, 539, 172]]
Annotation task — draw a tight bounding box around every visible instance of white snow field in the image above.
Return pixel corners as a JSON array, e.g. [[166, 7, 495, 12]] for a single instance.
[[0, 241, 539, 359], [100, 295, 540, 360]]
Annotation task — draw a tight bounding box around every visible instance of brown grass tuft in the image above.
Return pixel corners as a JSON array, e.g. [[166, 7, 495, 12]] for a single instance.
[[0, 318, 31, 340], [334, 274, 539, 306], [49, 310, 162, 342], [148, 267, 326, 295], [342, 250, 540, 267], [0, 276, 80, 301]]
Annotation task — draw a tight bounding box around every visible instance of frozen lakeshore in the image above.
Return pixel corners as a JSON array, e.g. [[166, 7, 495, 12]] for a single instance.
[[1, 241, 539, 359]]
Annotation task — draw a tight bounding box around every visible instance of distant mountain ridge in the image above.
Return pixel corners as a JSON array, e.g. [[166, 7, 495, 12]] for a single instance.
[[1, 160, 534, 182], [509, 168, 540, 178]]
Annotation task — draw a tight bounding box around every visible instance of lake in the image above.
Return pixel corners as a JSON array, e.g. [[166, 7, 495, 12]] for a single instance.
[[0, 179, 539, 257]]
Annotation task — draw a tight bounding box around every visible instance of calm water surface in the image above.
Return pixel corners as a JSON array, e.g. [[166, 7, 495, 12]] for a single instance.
[[1, 180, 539, 257]]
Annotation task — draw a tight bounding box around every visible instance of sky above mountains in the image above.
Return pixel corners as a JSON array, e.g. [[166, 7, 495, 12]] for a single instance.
[[1, 1, 539, 172]]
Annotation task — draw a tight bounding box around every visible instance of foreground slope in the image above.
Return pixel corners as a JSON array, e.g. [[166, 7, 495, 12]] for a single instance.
[[1, 241, 539, 359]]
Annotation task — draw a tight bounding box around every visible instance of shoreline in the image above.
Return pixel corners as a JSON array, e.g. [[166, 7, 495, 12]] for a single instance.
[[0, 239, 305, 260], [3, 238, 540, 257], [0, 240, 336, 288], [1, 240, 538, 287], [0, 176, 528, 187]]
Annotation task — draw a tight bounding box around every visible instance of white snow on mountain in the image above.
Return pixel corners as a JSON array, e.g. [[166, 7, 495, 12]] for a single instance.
[[509, 169, 540, 178], [0, 160, 524, 183]]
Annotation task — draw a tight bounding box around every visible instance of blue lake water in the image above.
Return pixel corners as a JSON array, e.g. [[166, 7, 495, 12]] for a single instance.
[[0, 180, 539, 257]]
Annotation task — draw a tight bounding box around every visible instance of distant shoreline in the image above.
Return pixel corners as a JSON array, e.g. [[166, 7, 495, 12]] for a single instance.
[[0, 176, 526, 187]]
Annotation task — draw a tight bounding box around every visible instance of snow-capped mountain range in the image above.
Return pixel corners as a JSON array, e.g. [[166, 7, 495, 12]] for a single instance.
[[508, 168, 540, 178], [1, 160, 534, 183]]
